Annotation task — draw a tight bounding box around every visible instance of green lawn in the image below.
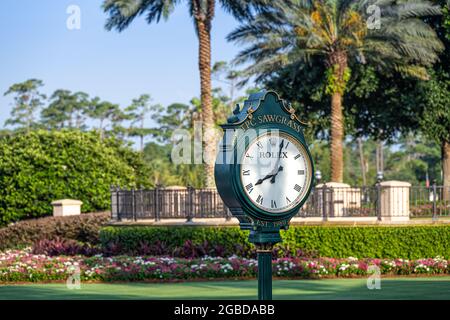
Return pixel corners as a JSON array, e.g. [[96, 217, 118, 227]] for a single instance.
[[1, 277, 450, 300]]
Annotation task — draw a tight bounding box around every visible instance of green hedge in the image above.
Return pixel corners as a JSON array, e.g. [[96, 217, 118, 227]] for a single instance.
[[0, 130, 150, 225], [99, 224, 450, 259], [0, 212, 110, 250]]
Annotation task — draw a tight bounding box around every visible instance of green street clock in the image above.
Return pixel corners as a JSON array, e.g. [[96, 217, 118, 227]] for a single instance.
[[215, 90, 314, 245]]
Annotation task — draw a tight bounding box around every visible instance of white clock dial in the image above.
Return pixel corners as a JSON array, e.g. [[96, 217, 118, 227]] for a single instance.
[[240, 132, 312, 213]]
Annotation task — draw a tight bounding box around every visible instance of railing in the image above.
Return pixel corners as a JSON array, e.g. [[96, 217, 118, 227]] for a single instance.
[[410, 185, 450, 218], [110, 184, 450, 221], [298, 186, 379, 219], [111, 187, 230, 221]]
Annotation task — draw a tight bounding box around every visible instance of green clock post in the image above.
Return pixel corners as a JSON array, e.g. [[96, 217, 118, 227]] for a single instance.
[[215, 90, 314, 300]]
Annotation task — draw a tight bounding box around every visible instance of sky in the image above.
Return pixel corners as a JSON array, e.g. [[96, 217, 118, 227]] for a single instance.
[[0, 0, 248, 129]]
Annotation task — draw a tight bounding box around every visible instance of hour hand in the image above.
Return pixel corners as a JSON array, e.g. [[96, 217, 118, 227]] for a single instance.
[[270, 166, 283, 183], [255, 174, 273, 186]]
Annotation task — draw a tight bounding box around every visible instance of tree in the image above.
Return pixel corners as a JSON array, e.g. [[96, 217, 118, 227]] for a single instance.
[[86, 97, 120, 140], [416, 0, 450, 198], [4, 79, 46, 132], [228, 0, 444, 182], [419, 70, 450, 198], [143, 103, 205, 187], [102, 0, 260, 187], [154, 102, 192, 143], [40, 90, 90, 130], [72, 92, 90, 130], [190, 87, 231, 126], [125, 94, 159, 152], [41, 90, 72, 129], [0, 130, 150, 225], [384, 134, 441, 185], [212, 61, 244, 111]]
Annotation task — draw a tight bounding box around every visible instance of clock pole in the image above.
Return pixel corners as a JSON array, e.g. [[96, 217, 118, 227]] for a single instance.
[[256, 243, 274, 300], [249, 228, 281, 300]]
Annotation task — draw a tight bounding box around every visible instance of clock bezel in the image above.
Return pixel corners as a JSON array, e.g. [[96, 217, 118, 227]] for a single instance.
[[233, 127, 314, 221], [239, 131, 312, 214]]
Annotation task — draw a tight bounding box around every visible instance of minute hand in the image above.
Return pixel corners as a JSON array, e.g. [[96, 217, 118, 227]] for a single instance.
[[270, 140, 285, 183]]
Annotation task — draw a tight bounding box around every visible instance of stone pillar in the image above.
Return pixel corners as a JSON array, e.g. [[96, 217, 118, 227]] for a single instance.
[[379, 181, 411, 222], [51, 199, 83, 217]]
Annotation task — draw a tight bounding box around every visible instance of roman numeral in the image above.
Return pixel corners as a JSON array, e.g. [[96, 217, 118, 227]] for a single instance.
[[284, 141, 289, 149], [298, 170, 305, 175], [271, 200, 277, 209], [243, 170, 250, 176], [256, 141, 263, 149], [269, 138, 276, 146], [256, 195, 263, 205], [245, 183, 254, 194], [294, 154, 301, 160], [294, 184, 301, 192], [245, 154, 253, 159], [286, 197, 291, 204]]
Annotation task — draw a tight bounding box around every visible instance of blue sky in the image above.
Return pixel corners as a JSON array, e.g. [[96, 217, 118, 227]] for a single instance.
[[0, 0, 248, 129]]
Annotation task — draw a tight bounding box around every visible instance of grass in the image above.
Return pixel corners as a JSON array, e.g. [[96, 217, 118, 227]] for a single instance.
[[1, 277, 450, 300]]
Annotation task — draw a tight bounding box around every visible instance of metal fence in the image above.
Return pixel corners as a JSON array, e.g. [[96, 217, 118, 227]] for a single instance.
[[111, 187, 230, 221], [410, 185, 450, 218], [110, 184, 450, 221]]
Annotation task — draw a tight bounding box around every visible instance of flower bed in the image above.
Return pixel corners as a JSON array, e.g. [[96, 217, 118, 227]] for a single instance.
[[0, 248, 449, 283]]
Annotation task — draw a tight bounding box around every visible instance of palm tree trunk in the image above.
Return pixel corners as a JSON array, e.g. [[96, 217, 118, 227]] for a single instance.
[[328, 51, 348, 183], [357, 138, 366, 186], [330, 91, 344, 182], [196, 18, 216, 188], [443, 140, 450, 201]]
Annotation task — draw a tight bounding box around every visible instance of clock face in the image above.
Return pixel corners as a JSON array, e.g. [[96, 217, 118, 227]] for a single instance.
[[239, 132, 312, 214]]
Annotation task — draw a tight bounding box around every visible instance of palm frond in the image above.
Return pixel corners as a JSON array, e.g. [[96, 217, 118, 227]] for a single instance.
[[227, 0, 444, 83], [103, 0, 179, 31]]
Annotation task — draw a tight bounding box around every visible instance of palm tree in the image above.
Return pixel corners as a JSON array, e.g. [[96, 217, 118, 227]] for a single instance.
[[228, 0, 444, 182], [102, 0, 260, 188]]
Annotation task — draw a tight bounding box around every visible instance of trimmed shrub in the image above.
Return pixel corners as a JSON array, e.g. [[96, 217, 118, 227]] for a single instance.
[[100, 226, 253, 258], [0, 130, 150, 225], [99, 224, 450, 259], [32, 237, 100, 256], [0, 212, 110, 250]]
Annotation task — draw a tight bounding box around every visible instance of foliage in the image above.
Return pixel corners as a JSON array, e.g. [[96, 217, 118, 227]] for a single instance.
[[99, 225, 450, 259], [228, 0, 444, 181], [40, 90, 90, 130], [102, 0, 263, 188], [419, 70, 450, 145], [125, 94, 160, 151], [32, 237, 100, 257], [384, 134, 442, 184], [0, 212, 110, 250], [0, 131, 150, 225], [3, 79, 46, 132], [0, 248, 448, 282], [325, 66, 351, 95], [99, 225, 253, 257], [85, 98, 122, 140], [229, 0, 443, 83]]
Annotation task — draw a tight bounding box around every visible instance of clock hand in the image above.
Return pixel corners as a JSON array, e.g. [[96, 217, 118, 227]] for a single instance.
[[255, 173, 273, 186], [268, 140, 285, 184], [270, 166, 283, 184], [278, 139, 284, 158], [255, 140, 286, 186]]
